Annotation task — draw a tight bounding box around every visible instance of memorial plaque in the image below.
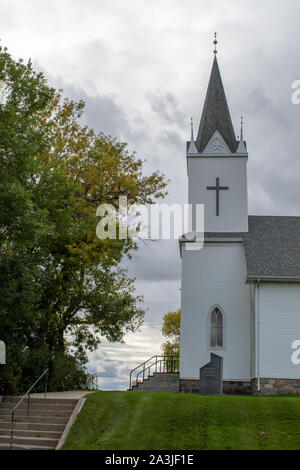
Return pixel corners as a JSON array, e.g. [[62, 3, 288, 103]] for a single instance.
[[199, 353, 223, 395], [0, 341, 6, 365]]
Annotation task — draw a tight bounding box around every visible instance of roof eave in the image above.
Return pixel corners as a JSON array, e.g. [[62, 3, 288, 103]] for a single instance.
[[246, 275, 300, 284]]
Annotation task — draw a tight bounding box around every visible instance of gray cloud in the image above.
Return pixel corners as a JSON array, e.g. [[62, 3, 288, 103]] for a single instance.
[[147, 91, 186, 126], [37, 75, 132, 141], [124, 240, 181, 282]]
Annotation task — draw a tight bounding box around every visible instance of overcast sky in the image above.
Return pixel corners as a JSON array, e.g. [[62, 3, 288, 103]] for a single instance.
[[2, 0, 300, 389]]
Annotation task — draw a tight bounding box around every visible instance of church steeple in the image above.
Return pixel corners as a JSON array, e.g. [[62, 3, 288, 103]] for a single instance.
[[187, 36, 248, 233], [196, 55, 238, 154]]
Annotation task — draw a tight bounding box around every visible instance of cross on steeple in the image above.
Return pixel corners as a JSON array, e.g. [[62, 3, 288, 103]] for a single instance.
[[207, 177, 229, 216], [213, 32, 218, 55]]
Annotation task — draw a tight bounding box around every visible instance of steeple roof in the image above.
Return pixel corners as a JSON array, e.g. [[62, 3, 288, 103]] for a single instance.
[[196, 56, 238, 153]]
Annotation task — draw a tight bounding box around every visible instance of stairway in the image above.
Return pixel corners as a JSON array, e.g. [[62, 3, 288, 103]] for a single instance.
[[0, 397, 78, 450], [131, 372, 179, 393]]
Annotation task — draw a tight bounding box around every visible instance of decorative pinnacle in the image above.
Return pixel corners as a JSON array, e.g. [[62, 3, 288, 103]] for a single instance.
[[213, 32, 218, 55], [240, 116, 244, 141], [190, 117, 194, 141]]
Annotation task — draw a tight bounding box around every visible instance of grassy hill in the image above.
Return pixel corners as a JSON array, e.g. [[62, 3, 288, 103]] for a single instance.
[[62, 391, 300, 450]]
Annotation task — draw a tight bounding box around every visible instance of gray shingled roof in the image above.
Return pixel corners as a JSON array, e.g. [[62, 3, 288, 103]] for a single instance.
[[243, 216, 300, 280], [196, 57, 238, 154], [204, 216, 300, 280]]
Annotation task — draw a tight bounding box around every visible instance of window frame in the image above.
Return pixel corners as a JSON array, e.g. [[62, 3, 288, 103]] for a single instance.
[[207, 304, 226, 351]]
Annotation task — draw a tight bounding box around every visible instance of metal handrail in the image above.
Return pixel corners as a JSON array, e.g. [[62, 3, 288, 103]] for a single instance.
[[136, 358, 179, 383], [9, 368, 49, 450], [130, 356, 158, 376], [129, 356, 179, 389], [136, 359, 164, 384], [129, 356, 160, 389], [136, 358, 161, 383], [136, 356, 179, 382]]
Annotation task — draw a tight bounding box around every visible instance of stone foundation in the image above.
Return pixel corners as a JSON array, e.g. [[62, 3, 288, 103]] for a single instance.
[[251, 378, 300, 395], [179, 379, 200, 394], [179, 379, 251, 395], [223, 381, 251, 395], [180, 378, 300, 395]]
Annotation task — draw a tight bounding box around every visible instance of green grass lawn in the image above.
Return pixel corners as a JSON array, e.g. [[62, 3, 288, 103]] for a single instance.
[[61, 391, 300, 450]]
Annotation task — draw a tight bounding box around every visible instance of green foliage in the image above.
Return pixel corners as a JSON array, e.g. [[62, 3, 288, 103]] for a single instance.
[[0, 46, 168, 392], [161, 309, 180, 357], [48, 352, 93, 392], [0, 345, 94, 395]]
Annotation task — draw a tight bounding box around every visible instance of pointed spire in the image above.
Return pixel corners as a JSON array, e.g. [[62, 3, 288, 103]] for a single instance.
[[196, 46, 238, 154], [191, 117, 194, 141], [240, 116, 244, 141], [187, 117, 199, 155], [237, 116, 247, 154]]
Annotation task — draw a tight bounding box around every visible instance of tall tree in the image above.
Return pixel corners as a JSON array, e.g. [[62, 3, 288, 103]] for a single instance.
[[0, 46, 168, 391], [161, 309, 180, 357]]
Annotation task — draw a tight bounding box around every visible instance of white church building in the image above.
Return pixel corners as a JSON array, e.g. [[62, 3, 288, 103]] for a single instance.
[[179, 46, 300, 395]]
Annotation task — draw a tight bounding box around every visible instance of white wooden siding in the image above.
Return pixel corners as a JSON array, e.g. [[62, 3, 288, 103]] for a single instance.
[[180, 242, 251, 381], [188, 156, 248, 233], [258, 284, 300, 379]]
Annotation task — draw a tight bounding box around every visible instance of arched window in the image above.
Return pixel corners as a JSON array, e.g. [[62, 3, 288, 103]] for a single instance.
[[210, 307, 223, 348]]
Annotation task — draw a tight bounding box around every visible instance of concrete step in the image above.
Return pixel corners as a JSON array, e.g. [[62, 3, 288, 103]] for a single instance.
[[135, 383, 179, 389], [134, 379, 179, 384], [144, 386, 178, 389], [0, 428, 61, 439], [147, 379, 179, 384], [0, 434, 59, 448], [2, 398, 78, 406], [0, 421, 65, 432], [136, 381, 179, 386], [133, 388, 179, 393], [0, 396, 81, 450], [0, 402, 75, 411], [0, 408, 72, 417], [141, 380, 178, 384], [152, 373, 179, 377], [131, 372, 179, 393], [0, 396, 80, 450], [0, 443, 55, 450], [0, 415, 69, 424]]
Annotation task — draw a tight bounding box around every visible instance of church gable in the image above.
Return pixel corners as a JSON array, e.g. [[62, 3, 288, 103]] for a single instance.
[[202, 130, 231, 155]]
